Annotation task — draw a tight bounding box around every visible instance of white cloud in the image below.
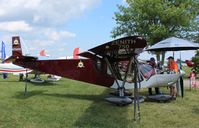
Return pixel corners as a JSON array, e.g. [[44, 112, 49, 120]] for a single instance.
[[0, 8, 5, 16], [0, 21, 32, 32], [27, 27, 76, 41], [23, 28, 76, 47], [0, 0, 101, 57], [58, 48, 65, 52], [26, 39, 54, 47], [0, 0, 100, 25], [48, 31, 76, 41]]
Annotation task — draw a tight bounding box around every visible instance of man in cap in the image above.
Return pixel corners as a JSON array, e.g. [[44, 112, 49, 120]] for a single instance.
[[167, 56, 178, 99]]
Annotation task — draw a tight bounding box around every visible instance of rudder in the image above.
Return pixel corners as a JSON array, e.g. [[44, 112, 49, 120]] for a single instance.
[[12, 36, 23, 58]]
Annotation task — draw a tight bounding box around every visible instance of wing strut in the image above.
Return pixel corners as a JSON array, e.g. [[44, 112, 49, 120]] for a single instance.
[[121, 56, 134, 89], [104, 57, 121, 91]]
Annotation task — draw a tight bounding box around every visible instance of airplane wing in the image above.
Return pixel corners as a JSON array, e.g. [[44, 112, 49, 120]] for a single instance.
[[78, 51, 102, 60], [11, 36, 147, 88], [79, 36, 147, 60]]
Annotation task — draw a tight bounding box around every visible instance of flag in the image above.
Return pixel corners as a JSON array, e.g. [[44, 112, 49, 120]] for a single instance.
[[73, 47, 79, 59], [1, 41, 6, 63], [1, 41, 8, 79]]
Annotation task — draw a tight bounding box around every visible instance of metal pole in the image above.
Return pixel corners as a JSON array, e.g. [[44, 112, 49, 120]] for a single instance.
[[135, 58, 141, 124], [133, 56, 138, 128], [121, 56, 134, 88], [24, 69, 28, 95]]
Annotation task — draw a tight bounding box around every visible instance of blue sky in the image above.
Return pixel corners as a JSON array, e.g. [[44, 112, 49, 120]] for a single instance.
[[0, 0, 126, 58], [0, 0, 196, 60]]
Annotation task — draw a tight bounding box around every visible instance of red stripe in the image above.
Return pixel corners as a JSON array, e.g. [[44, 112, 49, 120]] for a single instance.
[[0, 69, 31, 73]]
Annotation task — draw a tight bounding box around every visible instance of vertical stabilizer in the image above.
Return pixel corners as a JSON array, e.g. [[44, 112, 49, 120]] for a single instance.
[[73, 47, 79, 59], [12, 36, 23, 58]]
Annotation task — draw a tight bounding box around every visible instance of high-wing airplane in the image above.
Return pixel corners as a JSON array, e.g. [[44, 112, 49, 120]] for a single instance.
[[9, 36, 185, 98], [9, 36, 184, 97], [10, 36, 146, 104], [8, 36, 186, 123]]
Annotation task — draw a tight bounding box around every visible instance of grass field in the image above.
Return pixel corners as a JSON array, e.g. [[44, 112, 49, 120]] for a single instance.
[[0, 75, 199, 128]]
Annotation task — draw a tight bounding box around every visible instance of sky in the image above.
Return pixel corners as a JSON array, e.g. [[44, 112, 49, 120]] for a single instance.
[[0, 0, 196, 61]]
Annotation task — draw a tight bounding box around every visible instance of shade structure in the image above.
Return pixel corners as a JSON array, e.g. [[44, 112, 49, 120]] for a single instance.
[[145, 37, 199, 98], [146, 37, 199, 51]]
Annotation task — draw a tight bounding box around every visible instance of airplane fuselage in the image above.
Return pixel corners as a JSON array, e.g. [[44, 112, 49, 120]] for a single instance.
[[14, 58, 115, 87]]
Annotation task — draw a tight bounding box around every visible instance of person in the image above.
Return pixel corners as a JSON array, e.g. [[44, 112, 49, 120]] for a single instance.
[[167, 56, 178, 99], [148, 57, 160, 95], [148, 57, 156, 68], [176, 59, 182, 71], [19, 73, 24, 81], [3, 73, 8, 79], [189, 69, 197, 89]]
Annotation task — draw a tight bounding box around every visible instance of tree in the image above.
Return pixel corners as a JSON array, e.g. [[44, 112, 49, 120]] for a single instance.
[[192, 50, 199, 74], [112, 0, 199, 62]]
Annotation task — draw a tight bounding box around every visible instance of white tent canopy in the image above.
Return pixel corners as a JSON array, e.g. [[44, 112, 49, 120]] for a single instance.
[[146, 37, 199, 51]]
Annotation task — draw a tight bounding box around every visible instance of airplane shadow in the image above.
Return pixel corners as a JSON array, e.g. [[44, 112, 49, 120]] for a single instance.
[[29, 81, 59, 86], [73, 90, 131, 128], [43, 93, 104, 101], [0, 80, 24, 83], [12, 86, 139, 127], [41, 89, 131, 127], [14, 90, 46, 99]]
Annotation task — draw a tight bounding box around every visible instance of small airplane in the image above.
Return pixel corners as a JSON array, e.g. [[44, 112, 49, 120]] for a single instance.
[[7, 36, 186, 123], [185, 60, 195, 67], [8, 36, 184, 99], [9, 36, 146, 103], [0, 63, 32, 74], [0, 63, 60, 82]]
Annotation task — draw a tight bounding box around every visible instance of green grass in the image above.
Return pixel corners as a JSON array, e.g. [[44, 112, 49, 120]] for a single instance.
[[0, 75, 199, 128], [182, 65, 192, 79]]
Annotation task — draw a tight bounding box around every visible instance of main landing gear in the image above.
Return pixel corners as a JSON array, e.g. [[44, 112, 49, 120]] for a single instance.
[[104, 56, 143, 106]]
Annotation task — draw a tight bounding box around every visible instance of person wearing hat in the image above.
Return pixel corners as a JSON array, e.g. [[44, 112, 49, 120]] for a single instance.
[[167, 56, 178, 99], [167, 56, 178, 73], [148, 57, 161, 95]]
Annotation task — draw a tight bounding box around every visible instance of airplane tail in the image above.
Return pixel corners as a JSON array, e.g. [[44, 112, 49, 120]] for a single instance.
[[73, 47, 79, 59], [4, 36, 38, 64], [2, 36, 23, 63], [12, 36, 23, 58]]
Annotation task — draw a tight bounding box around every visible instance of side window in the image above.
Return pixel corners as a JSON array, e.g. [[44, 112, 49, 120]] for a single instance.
[[95, 59, 102, 72]]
